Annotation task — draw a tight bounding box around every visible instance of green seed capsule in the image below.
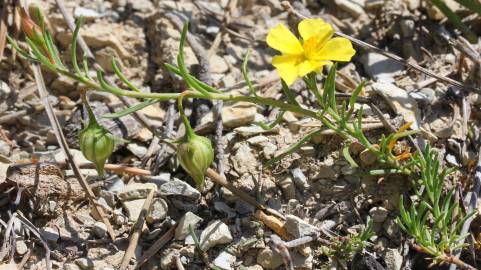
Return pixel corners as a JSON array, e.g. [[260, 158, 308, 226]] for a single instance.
[[79, 121, 115, 177], [176, 134, 214, 188]]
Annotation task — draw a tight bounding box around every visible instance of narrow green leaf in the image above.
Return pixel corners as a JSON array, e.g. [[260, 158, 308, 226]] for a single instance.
[[71, 18, 83, 75], [102, 99, 158, 119], [164, 63, 220, 93], [257, 111, 285, 130], [281, 80, 299, 106], [265, 128, 321, 167], [242, 48, 257, 96], [112, 58, 141, 92], [342, 143, 359, 168], [44, 30, 64, 68]]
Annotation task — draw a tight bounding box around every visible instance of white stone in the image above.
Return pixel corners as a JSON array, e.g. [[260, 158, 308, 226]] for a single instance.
[[199, 220, 233, 251], [15, 240, 28, 255], [372, 82, 421, 129], [175, 212, 203, 240], [335, 0, 365, 18], [361, 53, 404, 82], [213, 251, 236, 270]]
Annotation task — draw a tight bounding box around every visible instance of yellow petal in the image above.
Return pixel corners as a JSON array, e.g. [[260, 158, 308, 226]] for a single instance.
[[298, 60, 329, 77], [266, 24, 303, 55], [316, 37, 356, 61], [298, 18, 333, 44], [272, 54, 301, 86]]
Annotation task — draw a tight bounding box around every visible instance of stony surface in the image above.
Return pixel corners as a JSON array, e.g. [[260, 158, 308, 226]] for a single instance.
[[0, 0, 478, 269]]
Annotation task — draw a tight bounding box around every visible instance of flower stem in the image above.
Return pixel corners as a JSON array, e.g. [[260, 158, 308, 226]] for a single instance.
[[178, 92, 195, 139]]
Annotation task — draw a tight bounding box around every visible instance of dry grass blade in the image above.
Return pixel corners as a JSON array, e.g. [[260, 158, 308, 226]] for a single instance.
[[30, 62, 116, 241], [134, 224, 177, 269], [120, 189, 155, 269], [0, 2, 7, 61]]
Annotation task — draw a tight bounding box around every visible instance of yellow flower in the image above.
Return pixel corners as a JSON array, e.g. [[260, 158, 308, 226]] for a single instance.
[[266, 19, 356, 86]]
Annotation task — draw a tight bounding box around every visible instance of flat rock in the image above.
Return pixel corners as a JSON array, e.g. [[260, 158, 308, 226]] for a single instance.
[[175, 212, 203, 240], [384, 248, 403, 270], [118, 183, 157, 201], [231, 143, 257, 174], [372, 82, 420, 129], [15, 240, 28, 255], [40, 227, 60, 243], [361, 53, 404, 82], [92, 222, 107, 238], [200, 103, 257, 129], [284, 215, 319, 238], [335, 0, 365, 18], [122, 199, 147, 221], [369, 206, 389, 223], [257, 248, 283, 269], [213, 251, 236, 270], [159, 178, 201, 201], [199, 220, 233, 251], [146, 198, 169, 224]]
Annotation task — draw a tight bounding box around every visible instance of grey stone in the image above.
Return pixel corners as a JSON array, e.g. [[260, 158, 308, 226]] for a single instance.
[[0, 80, 12, 99], [175, 212, 203, 240], [40, 227, 60, 243], [107, 176, 125, 192], [118, 183, 157, 201], [214, 201, 237, 218], [335, 0, 365, 18], [146, 198, 168, 223], [15, 240, 28, 255], [284, 215, 319, 238], [257, 248, 283, 269], [384, 248, 403, 270], [247, 135, 269, 146], [369, 207, 389, 223], [213, 251, 236, 270], [159, 178, 201, 201], [122, 199, 146, 221], [92, 221, 107, 238], [278, 176, 296, 200], [126, 143, 148, 158], [409, 88, 435, 105], [74, 7, 102, 20], [199, 220, 233, 251], [361, 53, 404, 82], [291, 167, 309, 189], [75, 258, 94, 269], [372, 82, 420, 129], [63, 263, 80, 270]]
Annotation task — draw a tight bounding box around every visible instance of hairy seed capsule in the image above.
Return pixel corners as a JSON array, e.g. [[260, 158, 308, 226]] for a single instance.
[[176, 134, 214, 188], [79, 121, 115, 177]]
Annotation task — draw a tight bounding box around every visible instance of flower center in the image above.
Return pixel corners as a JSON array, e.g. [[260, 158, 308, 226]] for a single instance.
[[302, 36, 323, 60]]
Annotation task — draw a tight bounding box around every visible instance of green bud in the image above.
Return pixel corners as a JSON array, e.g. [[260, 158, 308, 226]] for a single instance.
[[79, 120, 115, 177], [177, 134, 214, 188]]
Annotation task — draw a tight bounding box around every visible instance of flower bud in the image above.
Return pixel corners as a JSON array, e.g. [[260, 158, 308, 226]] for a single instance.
[[79, 121, 115, 177], [177, 134, 214, 188], [19, 7, 46, 49]]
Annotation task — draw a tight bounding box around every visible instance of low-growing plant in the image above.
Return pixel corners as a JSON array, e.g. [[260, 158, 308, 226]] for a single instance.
[[9, 6, 477, 268]]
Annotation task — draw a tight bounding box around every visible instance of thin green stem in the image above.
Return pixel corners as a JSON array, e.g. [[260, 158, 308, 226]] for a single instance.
[[178, 92, 195, 139]]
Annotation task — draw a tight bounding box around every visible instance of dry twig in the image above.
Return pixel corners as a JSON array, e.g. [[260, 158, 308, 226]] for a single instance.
[[120, 189, 155, 269]]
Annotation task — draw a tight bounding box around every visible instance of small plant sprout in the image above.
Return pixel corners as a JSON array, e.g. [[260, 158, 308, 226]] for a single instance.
[[10, 9, 477, 268]]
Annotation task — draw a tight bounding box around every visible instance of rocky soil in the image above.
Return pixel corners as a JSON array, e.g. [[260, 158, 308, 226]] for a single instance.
[[0, 0, 481, 269]]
